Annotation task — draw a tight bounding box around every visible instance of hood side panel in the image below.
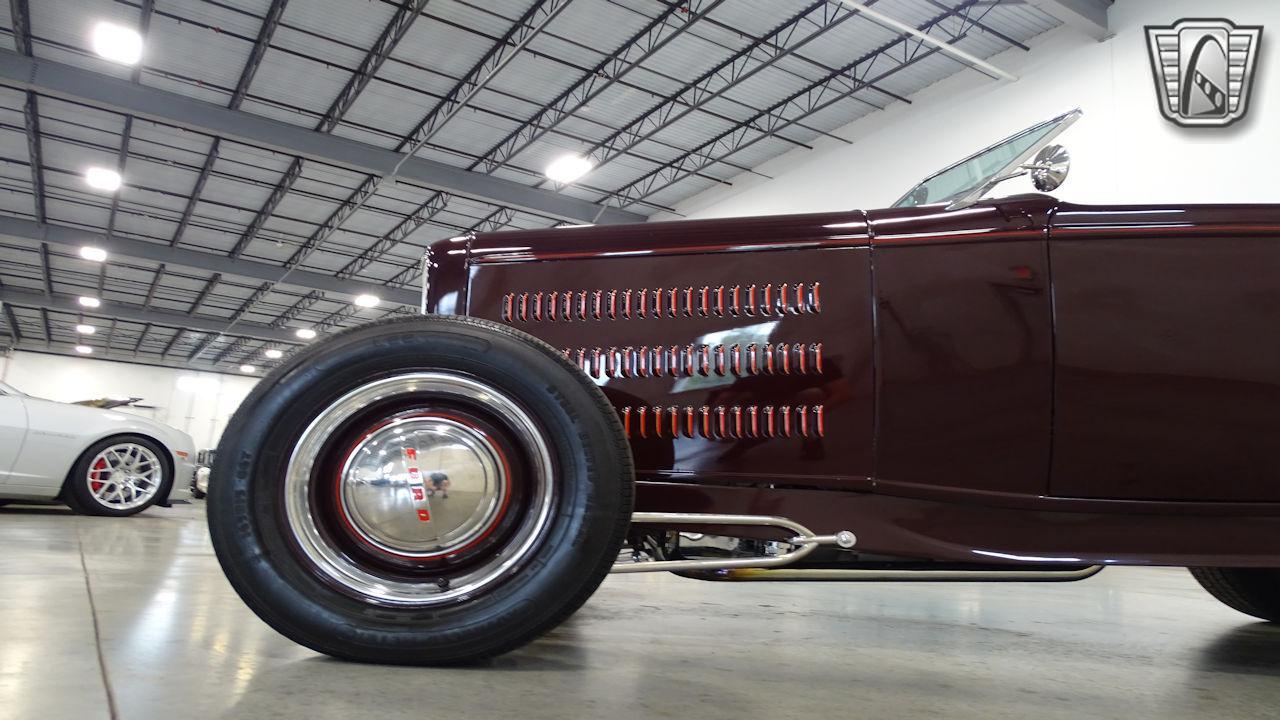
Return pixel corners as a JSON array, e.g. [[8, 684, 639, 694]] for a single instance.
[[467, 240, 874, 490]]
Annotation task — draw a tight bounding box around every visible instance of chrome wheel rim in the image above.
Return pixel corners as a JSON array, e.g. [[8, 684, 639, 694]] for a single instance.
[[284, 372, 554, 606], [86, 443, 164, 510]]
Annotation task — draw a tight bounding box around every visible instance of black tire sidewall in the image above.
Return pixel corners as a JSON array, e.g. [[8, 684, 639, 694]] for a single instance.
[[208, 315, 632, 664], [65, 434, 173, 517], [1190, 567, 1280, 622]]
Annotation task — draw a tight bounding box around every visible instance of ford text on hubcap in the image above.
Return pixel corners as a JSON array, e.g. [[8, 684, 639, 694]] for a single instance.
[[284, 372, 553, 606], [338, 413, 506, 557]]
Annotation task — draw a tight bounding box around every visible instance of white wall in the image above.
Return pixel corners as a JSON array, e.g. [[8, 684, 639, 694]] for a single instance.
[[0, 350, 257, 450], [664, 0, 1279, 220]]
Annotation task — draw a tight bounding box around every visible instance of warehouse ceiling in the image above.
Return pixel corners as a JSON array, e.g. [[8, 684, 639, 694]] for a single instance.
[[0, 0, 1105, 373]]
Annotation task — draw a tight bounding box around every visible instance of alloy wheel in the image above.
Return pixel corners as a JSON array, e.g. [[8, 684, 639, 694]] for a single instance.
[[86, 442, 164, 511]]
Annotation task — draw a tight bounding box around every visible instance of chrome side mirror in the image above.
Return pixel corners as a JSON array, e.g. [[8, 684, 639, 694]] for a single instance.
[[1026, 144, 1070, 193], [947, 141, 1074, 209]]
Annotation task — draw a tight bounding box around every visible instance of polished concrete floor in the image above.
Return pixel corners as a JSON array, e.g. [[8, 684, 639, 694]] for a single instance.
[[3, 502, 1280, 720]]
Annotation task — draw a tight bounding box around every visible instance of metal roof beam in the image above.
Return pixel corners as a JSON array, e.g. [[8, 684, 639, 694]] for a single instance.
[[833, 1, 1015, 80], [321, 0, 432, 134], [104, 318, 117, 354], [269, 0, 575, 313], [132, 322, 150, 353], [142, 265, 164, 307], [0, 50, 642, 225], [334, 191, 451, 282], [688, 6, 906, 109], [266, 290, 323, 329], [571, 0, 871, 189], [923, 0, 1028, 49], [1028, 0, 1111, 40], [475, 0, 723, 173], [6, 340, 254, 375], [187, 273, 221, 315], [1, 300, 21, 341], [334, 0, 844, 283], [19, 92, 44, 222], [38, 242, 52, 295], [7, 0, 31, 56], [236, 0, 571, 328], [232, 0, 291, 109], [0, 216, 420, 306], [211, 336, 253, 366], [228, 0, 431, 260], [159, 329, 184, 358], [0, 287, 301, 345], [605, 0, 997, 208], [185, 331, 220, 362], [9, 0, 51, 291], [215, 0, 434, 339], [105, 1, 154, 236], [172, 0, 290, 248], [395, 0, 574, 165]]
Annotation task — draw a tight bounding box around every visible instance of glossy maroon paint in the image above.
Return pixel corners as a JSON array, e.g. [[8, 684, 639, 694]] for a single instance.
[[1050, 203, 1280, 502], [868, 197, 1054, 497], [423, 195, 1280, 567]]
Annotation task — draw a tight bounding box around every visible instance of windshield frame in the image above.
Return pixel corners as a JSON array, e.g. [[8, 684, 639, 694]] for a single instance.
[[891, 108, 1082, 209]]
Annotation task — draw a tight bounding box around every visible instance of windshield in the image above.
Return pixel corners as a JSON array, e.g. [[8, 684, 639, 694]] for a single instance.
[[892, 109, 1081, 208]]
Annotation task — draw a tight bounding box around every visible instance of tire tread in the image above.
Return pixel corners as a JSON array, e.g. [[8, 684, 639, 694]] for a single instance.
[[208, 313, 634, 664], [1189, 567, 1280, 622]]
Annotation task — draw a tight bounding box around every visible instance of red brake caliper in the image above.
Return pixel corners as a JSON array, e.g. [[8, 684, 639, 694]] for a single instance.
[[403, 447, 431, 522], [90, 457, 108, 492]]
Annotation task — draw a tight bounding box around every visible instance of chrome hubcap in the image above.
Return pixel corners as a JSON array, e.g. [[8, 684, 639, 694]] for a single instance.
[[338, 414, 508, 557], [285, 372, 553, 606], [87, 443, 163, 510]]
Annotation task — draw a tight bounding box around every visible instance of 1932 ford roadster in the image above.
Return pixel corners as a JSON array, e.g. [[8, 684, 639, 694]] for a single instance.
[[208, 111, 1280, 664]]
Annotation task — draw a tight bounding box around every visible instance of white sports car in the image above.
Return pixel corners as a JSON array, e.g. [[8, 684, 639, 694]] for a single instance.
[[0, 380, 195, 516]]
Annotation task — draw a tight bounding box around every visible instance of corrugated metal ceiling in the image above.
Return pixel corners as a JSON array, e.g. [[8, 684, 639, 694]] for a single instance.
[[0, 0, 1067, 372]]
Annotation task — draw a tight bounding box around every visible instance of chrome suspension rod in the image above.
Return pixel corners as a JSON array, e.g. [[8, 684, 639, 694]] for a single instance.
[[611, 512, 856, 574]]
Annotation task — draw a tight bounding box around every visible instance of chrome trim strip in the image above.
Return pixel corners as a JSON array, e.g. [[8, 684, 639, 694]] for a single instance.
[[702, 566, 1105, 582]]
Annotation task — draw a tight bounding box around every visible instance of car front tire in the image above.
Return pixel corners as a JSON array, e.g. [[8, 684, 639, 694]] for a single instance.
[[207, 315, 633, 665], [63, 435, 172, 517], [61, 435, 172, 512]]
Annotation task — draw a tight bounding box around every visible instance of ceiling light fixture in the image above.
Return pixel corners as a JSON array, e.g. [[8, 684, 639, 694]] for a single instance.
[[79, 246, 108, 262], [85, 167, 123, 192], [239, 364, 258, 374], [353, 294, 380, 308], [264, 348, 284, 360], [295, 328, 317, 340], [78, 296, 101, 308], [75, 345, 93, 354], [76, 324, 96, 334], [544, 154, 594, 184], [90, 21, 144, 65]]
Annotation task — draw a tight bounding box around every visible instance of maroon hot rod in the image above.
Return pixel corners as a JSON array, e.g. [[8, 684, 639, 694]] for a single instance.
[[208, 111, 1280, 664]]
